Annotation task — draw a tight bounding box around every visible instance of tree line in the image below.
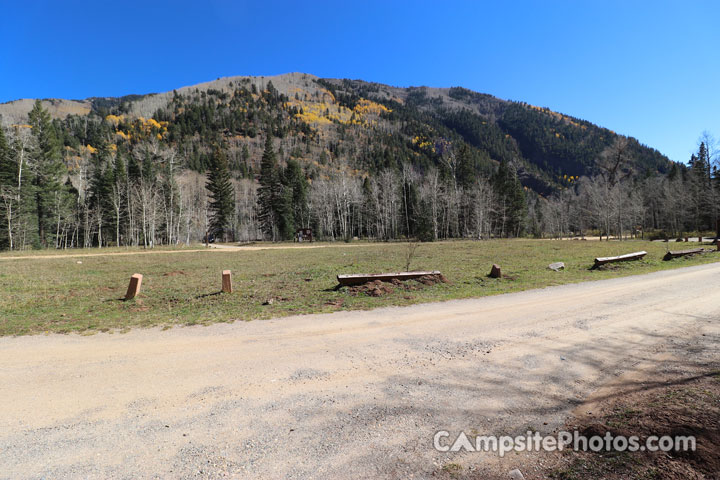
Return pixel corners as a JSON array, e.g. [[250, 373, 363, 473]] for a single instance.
[[537, 135, 719, 240], [0, 100, 716, 250]]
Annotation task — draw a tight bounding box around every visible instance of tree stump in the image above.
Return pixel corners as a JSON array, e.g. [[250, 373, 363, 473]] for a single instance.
[[125, 274, 143, 300], [222, 270, 232, 293], [489, 264, 502, 278]]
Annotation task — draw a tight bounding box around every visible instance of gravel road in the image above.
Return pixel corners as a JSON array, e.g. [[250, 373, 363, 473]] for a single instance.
[[1, 263, 719, 479], [0, 242, 381, 261]]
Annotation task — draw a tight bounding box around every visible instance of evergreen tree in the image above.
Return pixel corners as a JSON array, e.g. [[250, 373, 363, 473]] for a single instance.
[[257, 133, 285, 240], [276, 168, 293, 239], [689, 143, 714, 231], [493, 160, 526, 237], [0, 127, 13, 186], [456, 143, 476, 190], [416, 197, 436, 242], [28, 100, 64, 247], [141, 149, 155, 182], [240, 144, 251, 178], [456, 144, 476, 236], [283, 159, 308, 230], [127, 151, 142, 182], [89, 151, 114, 246], [206, 146, 235, 241]]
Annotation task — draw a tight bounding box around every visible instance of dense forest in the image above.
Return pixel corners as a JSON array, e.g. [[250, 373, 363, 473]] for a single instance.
[[0, 74, 716, 250]]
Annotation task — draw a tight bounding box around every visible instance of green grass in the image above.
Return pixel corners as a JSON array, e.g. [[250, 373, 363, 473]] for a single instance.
[[1, 239, 718, 336], [0, 244, 192, 257]]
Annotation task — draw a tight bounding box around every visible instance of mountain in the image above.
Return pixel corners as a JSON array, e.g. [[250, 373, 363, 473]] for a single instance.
[[0, 72, 670, 195]]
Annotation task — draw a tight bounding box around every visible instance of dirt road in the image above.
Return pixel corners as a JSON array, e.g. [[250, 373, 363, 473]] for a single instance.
[[0, 242, 380, 261], [1, 263, 719, 479]]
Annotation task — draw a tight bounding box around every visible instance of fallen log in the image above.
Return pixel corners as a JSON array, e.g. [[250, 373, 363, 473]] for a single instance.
[[663, 248, 706, 261], [337, 270, 441, 287], [593, 251, 647, 269]]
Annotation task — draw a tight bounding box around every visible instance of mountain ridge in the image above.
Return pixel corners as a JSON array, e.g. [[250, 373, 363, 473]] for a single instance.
[[0, 72, 671, 195]]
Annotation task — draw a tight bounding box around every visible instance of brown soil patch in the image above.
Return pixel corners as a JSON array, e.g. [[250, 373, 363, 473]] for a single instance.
[[346, 274, 448, 297], [543, 371, 720, 480], [163, 270, 187, 277]]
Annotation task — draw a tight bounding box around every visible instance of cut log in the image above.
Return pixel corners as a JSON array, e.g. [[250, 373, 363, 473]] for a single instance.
[[222, 270, 232, 293], [548, 262, 565, 271], [489, 264, 502, 278], [125, 273, 143, 300], [593, 251, 647, 268], [337, 271, 441, 287], [663, 248, 705, 261]]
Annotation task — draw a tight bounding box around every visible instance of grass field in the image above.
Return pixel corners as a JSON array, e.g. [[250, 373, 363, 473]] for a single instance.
[[1, 239, 718, 336]]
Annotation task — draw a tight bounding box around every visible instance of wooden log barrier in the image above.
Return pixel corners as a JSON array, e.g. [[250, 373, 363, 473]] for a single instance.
[[222, 270, 233, 293], [593, 251, 647, 269], [125, 273, 143, 300], [337, 271, 441, 287], [663, 248, 705, 261]]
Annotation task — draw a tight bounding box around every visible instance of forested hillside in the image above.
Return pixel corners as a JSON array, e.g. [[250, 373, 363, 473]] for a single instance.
[[0, 73, 714, 250]]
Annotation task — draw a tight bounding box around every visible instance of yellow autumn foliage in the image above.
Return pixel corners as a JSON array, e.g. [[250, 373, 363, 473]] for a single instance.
[[353, 98, 390, 116], [105, 114, 124, 126], [529, 105, 587, 130], [319, 88, 336, 104], [146, 118, 163, 129], [120, 117, 169, 141], [286, 93, 390, 129], [411, 135, 435, 152], [288, 99, 352, 125]]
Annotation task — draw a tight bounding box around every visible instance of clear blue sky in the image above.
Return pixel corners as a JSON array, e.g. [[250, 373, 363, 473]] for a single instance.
[[1, 0, 718, 163]]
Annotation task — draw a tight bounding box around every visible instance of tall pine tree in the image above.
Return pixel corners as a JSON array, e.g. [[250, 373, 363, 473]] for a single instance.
[[28, 100, 64, 247], [206, 146, 235, 242], [283, 159, 308, 231], [86, 142, 116, 247], [493, 160, 526, 237], [689, 142, 713, 231], [0, 127, 13, 186], [257, 133, 284, 240]]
